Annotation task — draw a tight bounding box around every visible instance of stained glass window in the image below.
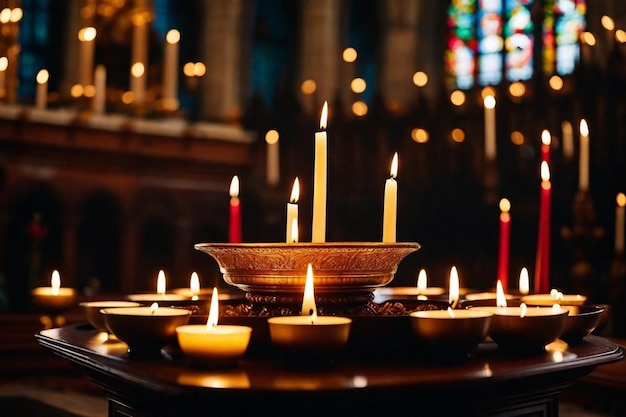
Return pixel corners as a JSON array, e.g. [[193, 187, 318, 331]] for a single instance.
[[505, 0, 534, 82], [445, 0, 478, 90], [478, 0, 503, 86]]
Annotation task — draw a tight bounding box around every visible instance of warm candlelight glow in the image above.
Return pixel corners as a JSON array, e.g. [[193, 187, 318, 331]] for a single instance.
[[302, 263, 317, 321], [496, 279, 507, 307], [207, 287, 219, 329], [417, 269, 427, 293], [320, 101, 328, 130], [290, 218, 298, 243], [616, 193, 626, 253], [166, 29, 180, 44], [519, 267, 530, 295], [190, 272, 200, 297], [484, 95, 496, 160], [79, 26, 97, 42], [541, 161, 550, 182], [150, 302, 159, 314], [383, 152, 399, 242], [312, 102, 328, 242], [157, 270, 166, 296], [389, 152, 398, 178], [484, 95, 496, 109], [447, 307, 456, 318], [449, 266, 460, 308], [618, 193, 626, 207], [580, 119, 589, 136], [229, 175, 241, 243], [36, 69, 49, 84], [51, 270, 60, 296], [131, 62, 145, 78], [229, 176, 239, 198], [520, 303, 527, 318], [286, 178, 299, 242], [499, 198, 511, 213], [541, 129, 551, 147]]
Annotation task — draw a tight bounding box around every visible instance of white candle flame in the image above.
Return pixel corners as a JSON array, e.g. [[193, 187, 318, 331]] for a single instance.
[[320, 101, 328, 130], [580, 119, 589, 136], [541, 129, 552, 146], [552, 303, 561, 313], [499, 198, 511, 213], [520, 303, 527, 318], [51, 270, 60, 296], [519, 267, 529, 295], [541, 161, 550, 182], [496, 279, 507, 307], [290, 177, 300, 203], [301, 263, 317, 322], [190, 272, 200, 296], [449, 266, 459, 309], [484, 95, 496, 109], [390, 152, 398, 179], [157, 269, 166, 296], [229, 175, 239, 198], [416, 269, 427, 293], [550, 288, 559, 297], [206, 287, 219, 329], [36, 69, 49, 85], [150, 302, 159, 314]]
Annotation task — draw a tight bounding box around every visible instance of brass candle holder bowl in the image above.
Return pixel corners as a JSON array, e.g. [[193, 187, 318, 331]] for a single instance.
[[560, 305, 605, 343], [409, 309, 493, 359], [80, 301, 141, 332], [194, 242, 420, 311]]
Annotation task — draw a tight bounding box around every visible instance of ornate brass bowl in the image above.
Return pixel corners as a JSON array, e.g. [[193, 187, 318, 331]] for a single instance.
[[194, 242, 420, 309]]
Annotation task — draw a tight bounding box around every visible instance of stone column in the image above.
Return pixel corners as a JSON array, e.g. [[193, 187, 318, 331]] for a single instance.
[[299, 0, 341, 114], [198, 0, 255, 122], [379, 0, 420, 111]]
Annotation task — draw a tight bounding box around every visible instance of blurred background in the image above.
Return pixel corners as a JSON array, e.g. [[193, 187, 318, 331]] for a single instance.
[[0, 0, 624, 319]]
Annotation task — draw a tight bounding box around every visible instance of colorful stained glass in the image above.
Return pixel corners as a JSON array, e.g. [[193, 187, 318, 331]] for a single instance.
[[505, 0, 534, 82], [477, 0, 503, 85], [445, 0, 478, 90], [554, 0, 586, 75]]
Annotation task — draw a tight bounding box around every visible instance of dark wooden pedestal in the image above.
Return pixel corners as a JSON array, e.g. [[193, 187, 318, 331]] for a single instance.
[[36, 324, 623, 417]]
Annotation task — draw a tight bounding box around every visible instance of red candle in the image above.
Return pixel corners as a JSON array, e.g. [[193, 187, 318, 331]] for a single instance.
[[229, 175, 241, 243], [534, 162, 551, 293], [541, 129, 551, 166], [497, 198, 511, 290]]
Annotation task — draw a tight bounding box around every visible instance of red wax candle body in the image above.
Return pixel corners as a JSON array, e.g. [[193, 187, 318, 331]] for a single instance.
[[229, 198, 241, 243], [534, 180, 551, 293], [497, 211, 510, 290]]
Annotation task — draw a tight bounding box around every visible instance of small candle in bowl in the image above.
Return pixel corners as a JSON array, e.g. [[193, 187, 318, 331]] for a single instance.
[[267, 263, 352, 365], [31, 270, 76, 327], [176, 287, 252, 368], [521, 289, 587, 307], [374, 269, 445, 302], [80, 300, 141, 333], [127, 270, 189, 303], [101, 302, 191, 357]]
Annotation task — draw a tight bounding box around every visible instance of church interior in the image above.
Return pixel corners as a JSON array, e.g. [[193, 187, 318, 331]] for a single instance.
[[1, 0, 626, 416]]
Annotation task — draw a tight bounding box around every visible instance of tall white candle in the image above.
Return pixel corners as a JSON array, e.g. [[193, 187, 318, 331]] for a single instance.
[[0, 56, 8, 98], [286, 178, 299, 243], [266, 129, 280, 187], [130, 6, 148, 105], [561, 121, 574, 160], [616, 193, 626, 254], [162, 29, 180, 110], [579, 119, 590, 191], [382, 152, 398, 243], [484, 95, 496, 161], [36, 69, 49, 110], [130, 62, 145, 104], [92, 65, 106, 114], [312, 101, 328, 242], [78, 27, 96, 87]]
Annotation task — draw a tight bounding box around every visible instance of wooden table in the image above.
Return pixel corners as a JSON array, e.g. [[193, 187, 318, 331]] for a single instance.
[[36, 324, 623, 417]]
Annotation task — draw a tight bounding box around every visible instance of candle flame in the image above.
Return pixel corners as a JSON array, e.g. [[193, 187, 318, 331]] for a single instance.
[[131, 62, 144, 78], [319, 101, 328, 130], [190, 272, 200, 296], [447, 307, 456, 318], [580, 119, 589, 136], [519, 267, 530, 295], [541, 161, 550, 182], [206, 287, 219, 329], [484, 95, 496, 109], [617, 193, 626, 207], [36, 69, 49, 85], [520, 303, 527, 318], [291, 218, 298, 243], [51, 270, 60, 296], [290, 177, 300, 203], [157, 269, 166, 296], [301, 263, 317, 321], [541, 129, 551, 146], [499, 198, 511, 213], [416, 269, 427, 293], [389, 152, 398, 179], [229, 175, 239, 198], [496, 279, 507, 307], [150, 302, 159, 314], [552, 303, 561, 313], [448, 266, 459, 309], [166, 29, 180, 44]]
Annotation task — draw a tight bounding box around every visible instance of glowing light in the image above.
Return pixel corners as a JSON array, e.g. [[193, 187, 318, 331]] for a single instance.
[[449, 266, 460, 308], [484, 95, 496, 109], [412, 71, 428, 87], [343, 47, 357, 63], [51, 270, 61, 296], [207, 287, 219, 328], [0, 57, 7, 72], [302, 263, 317, 321], [601, 15, 615, 31], [131, 62, 145, 78], [411, 128, 429, 143], [417, 269, 427, 292], [265, 129, 279, 145], [510, 131, 524, 145], [229, 175, 239, 198], [36, 69, 49, 84], [352, 101, 368, 116], [166, 29, 180, 44], [496, 279, 507, 307], [301, 79, 317, 95], [451, 128, 465, 143], [157, 270, 166, 295], [549, 75, 563, 91], [519, 267, 529, 295], [509, 82, 526, 98], [450, 90, 466, 106], [581, 32, 596, 46], [351, 78, 366, 94]]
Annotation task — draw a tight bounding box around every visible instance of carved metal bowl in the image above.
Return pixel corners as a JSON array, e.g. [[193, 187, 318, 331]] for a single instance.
[[194, 242, 420, 309]]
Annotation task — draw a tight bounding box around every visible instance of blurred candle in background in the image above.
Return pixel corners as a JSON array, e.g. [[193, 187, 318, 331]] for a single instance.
[[535, 161, 551, 293], [497, 198, 511, 290], [92, 65, 106, 114], [483, 95, 496, 161], [579, 119, 590, 192], [266, 129, 280, 187], [229, 176, 241, 243], [36, 69, 49, 110], [561, 121, 574, 160], [616, 193, 625, 254], [162, 29, 180, 111]]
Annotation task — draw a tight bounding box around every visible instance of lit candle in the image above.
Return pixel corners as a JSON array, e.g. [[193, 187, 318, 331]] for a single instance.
[[286, 178, 299, 243], [127, 269, 187, 303], [78, 27, 96, 88], [497, 198, 511, 290], [36, 69, 49, 110], [449, 266, 460, 309], [522, 290, 587, 306], [157, 269, 166, 297], [579, 119, 590, 192], [382, 152, 398, 243], [312, 101, 328, 242], [0, 56, 8, 98], [92, 65, 106, 114], [130, 5, 148, 105], [266, 130, 280, 187], [229, 175, 241, 243], [541, 129, 551, 166], [484, 95, 496, 161], [617, 193, 626, 254], [416, 269, 427, 294], [519, 267, 530, 296], [561, 121, 574, 160], [190, 271, 200, 300], [534, 161, 551, 294], [162, 29, 180, 111], [31, 269, 77, 311], [267, 263, 352, 359], [130, 62, 145, 104], [176, 287, 252, 367]]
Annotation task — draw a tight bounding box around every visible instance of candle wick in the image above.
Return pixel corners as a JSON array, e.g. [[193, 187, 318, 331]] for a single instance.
[[309, 309, 314, 316]]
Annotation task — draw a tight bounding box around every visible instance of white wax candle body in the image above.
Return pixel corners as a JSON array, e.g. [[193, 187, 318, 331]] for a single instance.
[[267, 140, 279, 187], [562, 121, 574, 160], [130, 19, 148, 104], [36, 82, 47, 110], [382, 177, 397, 242], [286, 202, 298, 242], [579, 128, 589, 191], [80, 39, 95, 87], [484, 103, 496, 160], [312, 131, 327, 242], [93, 65, 106, 114], [162, 34, 179, 107]]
